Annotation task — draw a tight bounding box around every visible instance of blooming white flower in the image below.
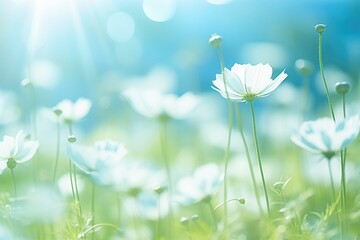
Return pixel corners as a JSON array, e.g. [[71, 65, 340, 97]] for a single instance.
[[123, 88, 198, 119], [67, 140, 127, 185], [54, 98, 91, 124], [212, 63, 287, 102], [176, 163, 222, 205], [291, 115, 360, 159], [0, 130, 39, 169]]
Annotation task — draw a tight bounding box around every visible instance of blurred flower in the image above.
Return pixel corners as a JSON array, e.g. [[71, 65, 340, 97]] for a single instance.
[[54, 98, 91, 124], [0, 90, 20, 125], [176, 163, 222, 205], [137, 191, 169, 220], [67, 140, 127, 185], [123, 88, 198, 119], [0, 130, 39, 170], [23, 185, 64, 223], [291, 115, 360, 159], [109, 160, 165, 196], [212, 63, 287, 102]]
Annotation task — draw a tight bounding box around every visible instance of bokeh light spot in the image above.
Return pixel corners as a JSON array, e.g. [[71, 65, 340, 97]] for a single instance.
[[143, 0, 176, 22], [107, 12, 135, 43]]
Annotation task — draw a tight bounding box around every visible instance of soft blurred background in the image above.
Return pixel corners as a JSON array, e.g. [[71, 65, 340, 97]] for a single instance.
[[1, 0, 359, 104], [1, 0, 360, 238]]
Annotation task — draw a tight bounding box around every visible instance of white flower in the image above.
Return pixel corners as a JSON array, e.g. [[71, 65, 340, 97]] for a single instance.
[[54, 98, 91, 124], [291, 115, 360, 159], [67, 140, 127, 185], [212, 63, 287, 102], [123, 88, 198, 119], [176, 163, 222, 205], [109, 160, 165, 195], [0, 130, 39, 169]]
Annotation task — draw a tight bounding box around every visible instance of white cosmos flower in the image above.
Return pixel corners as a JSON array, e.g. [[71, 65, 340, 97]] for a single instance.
[[291, 115, 360, 159], [67, 140, 127, 185], [0, 130, 39, 169], [54, 98, 91, 124], [176, 163, 222, 205], [123, 88, 198, 119], [212, 63, 287, 102]]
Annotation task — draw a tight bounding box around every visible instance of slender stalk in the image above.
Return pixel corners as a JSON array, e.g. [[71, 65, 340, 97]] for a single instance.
[[340, 93, 347, 239], [249, 101, 270, 218], [318, 32, 336, 122], [52, 118, 61, 181], [156, 194, 161, 240], [159, 118, 173, 238], [206, 200, 218, 231], [10, 169, 17, 200], [327, 160, 336, 202], [216, 45, 233, 232], [73, 167, 83, 217], [213, 198, 244, 212], [235, 104, 263, 215], [91, 184, 95, 240]]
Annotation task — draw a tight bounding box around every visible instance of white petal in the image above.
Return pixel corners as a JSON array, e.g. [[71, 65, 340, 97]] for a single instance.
[[73, 98, 92, 120], [15, 140, 39, 163], [259, 70, 287, 96]]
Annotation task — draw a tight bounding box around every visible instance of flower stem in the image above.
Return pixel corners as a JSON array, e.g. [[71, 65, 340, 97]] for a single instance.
[[318, 32, 336, 122], [156, 194, 161, 240], [52, 118, 61, 181], [235, 104, 263, 215], [159, 118, 173, 238], [10, 169, 17, 200], [249, 101, 270, 218], [216, 44, 233, 233], [91, 184, 95, 240], [340, 93, 347, 239], [327, 160, 336, 202]]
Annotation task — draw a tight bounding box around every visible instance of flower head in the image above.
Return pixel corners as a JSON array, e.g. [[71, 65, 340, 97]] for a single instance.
[[212, 63, 287, 102], [176, 163, 222, 205], [209, 34, 223, 48], [291, 115, 360, 159], [0, 130, 39, 169], [54, 98, 91, 124], [124, 88, 198, 120]]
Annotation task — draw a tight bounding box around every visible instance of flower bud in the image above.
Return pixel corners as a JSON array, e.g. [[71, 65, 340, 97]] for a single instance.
[[67, 135, 77, 143], [209, 34, 223, 48], [180, 217, 189, 225], [335, 82, 350, 95], [21, 78, 32, 88], [191, 214, 199, 221], [314, 24, 326, 34], [295, 59, 313, 76]]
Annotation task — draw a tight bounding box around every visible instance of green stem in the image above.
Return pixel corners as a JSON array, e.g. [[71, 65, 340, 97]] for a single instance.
[[206, 200, 218, 231], [73, 167, 83, 217], [249, 101, 270, 218], [216, 45, 233, 232], [318, 32, 336, 122], [156, 194, 161, 240], [80, 223, 119, 237], [327, 159, 336, 202], [235, 104, 263, 215], [340, 93, 347, 239], [213, 198, 244, 212], [10, 169, 17, 200], [159, 119, 173, 238], [91, 184, 95, 240], [52, 118, 61, 181]]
